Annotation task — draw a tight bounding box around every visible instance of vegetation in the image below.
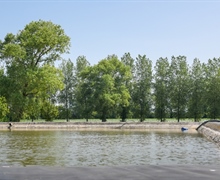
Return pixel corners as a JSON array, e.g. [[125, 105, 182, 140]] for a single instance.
[[1, 20, 220, 122], [0, 20, 70, 121]]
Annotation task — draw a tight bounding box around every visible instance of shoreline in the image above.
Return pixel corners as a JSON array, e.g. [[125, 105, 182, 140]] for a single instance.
[[0, 122, 200, 130], [197, 121, 220, 147]]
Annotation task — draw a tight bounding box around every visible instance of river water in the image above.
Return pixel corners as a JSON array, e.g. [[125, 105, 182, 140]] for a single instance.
[[0, 130, 219, 167]]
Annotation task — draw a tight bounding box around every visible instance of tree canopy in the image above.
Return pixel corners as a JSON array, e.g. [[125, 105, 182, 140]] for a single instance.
[[0, 20, 70, 121], [1, 20, 220, 122]]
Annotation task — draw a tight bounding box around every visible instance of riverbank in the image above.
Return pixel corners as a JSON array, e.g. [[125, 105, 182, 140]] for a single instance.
[[197, 121, 220, 147], [0, 122, 200, 130]]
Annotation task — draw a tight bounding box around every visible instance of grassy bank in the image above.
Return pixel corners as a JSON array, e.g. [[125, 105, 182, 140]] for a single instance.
[[19, 118, 209, 123]]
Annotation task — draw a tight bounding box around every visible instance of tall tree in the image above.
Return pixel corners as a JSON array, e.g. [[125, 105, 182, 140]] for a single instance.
[[169, 56, 190, 122], [74, 56, 91, 120], [80, 57, 131, 122], [188, 58, 205, 121], [132, 55, 152, 122], [203, 58, 220, 119], [58, 59, 75, 122], [120, 52, 134, 121], [154, 57, 170, 122], [0, 20, 70, 121]]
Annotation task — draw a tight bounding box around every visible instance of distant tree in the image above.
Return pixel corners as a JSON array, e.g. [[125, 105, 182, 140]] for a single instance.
[[203, 58, 220, 119], [74, 56, 91, 120], [169, 56, 190, 122], [132, 55, 152, 122], [80, 57, 131, 122], [120, 52, 134, 121], [154, 57, 170, 122], [188, 58, 205, 121], [58, 59, 75, 122]]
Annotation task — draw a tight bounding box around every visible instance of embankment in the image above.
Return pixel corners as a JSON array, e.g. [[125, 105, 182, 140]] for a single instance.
[[197, 121, 220, 147], [0, 122, 199, 130]]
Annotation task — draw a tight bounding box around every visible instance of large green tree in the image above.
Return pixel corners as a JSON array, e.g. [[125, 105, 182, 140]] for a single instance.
[[80, 57, 131, 122], [203, 58, 220, 119], [74, 56, 91, 120], [188, 58, 205, 121], [154, 57, 170, 122], [120, 52, 134, 121], [0, 20, 70, 121], [169, 56, 190, 122], [132, 55, 152, 122], [58, 59, 75, 121]]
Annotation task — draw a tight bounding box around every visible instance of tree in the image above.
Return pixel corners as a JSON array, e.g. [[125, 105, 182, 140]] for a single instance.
[[120, 52, 134, 121], [80, 57, 131, 122], [132, 55, 152, 122], [74, 56, 91, 120], [75, 56, 90, 76], [169, 56, 190, 122], [154, 57, 170, 122], [0, 20, 70, 121], [203, 58, 220, 119], [188, 58, 205, 121], [58, 59, 75, 122]]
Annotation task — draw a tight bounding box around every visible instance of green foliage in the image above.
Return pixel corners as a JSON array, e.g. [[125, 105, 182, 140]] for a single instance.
[[58, 59, 75, 121], [154, 57, 170, 122], [132, 55, 152, 122], [121, 52, 135, 121], [76, 56, 90, 76], [79, 57, 131, 122], [0, 20, 69, 121], [203, 58, 220, 119], [41, 101, 59, 121], [74, 56, 91, 120], [169, 56, 190, 122], [188, 59, 205, 122], [0, 96, 9, 121], [2, 20, 220, 122]]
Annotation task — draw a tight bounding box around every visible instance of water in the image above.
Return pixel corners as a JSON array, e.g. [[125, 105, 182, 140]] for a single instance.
[[0, 130, 219, 167]]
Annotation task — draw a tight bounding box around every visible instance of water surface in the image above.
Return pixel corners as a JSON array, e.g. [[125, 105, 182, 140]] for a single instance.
[[0, 130, 219, 167]]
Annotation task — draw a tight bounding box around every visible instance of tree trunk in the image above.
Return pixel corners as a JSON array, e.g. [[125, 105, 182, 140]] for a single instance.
[[121, 106, 127, 122]]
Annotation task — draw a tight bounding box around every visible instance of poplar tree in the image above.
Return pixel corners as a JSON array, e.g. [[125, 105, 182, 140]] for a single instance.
[[169, 56, 190, 122], [120, 52, 134, 121], [74, 56, 91, 120], [188, 58, 205, 121], [132, 55, 152, 122], [154, 57, 170, 121], [204, 58, 220, 119], [59, 59, 75, 121]]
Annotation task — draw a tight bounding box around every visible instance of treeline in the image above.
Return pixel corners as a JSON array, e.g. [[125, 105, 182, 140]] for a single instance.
[[58, 54, 220, 122], [0, 20, 220, 122]]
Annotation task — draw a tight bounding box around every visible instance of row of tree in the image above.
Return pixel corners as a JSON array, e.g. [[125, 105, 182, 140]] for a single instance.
[[0, 20, 220, 122], [59, 54, 220, 122]]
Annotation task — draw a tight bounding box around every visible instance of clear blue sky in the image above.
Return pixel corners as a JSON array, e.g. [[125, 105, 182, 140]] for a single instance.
[[0, 0, 220, 66]]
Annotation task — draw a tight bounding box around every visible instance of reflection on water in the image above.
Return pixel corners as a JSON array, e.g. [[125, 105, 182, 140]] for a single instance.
[[0, 130, 219, 167]]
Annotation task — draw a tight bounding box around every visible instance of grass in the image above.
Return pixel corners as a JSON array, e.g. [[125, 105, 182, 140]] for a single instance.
[[19, 118, 209, 123]]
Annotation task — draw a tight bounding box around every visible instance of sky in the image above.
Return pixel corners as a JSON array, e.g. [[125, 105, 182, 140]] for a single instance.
[[0, 0, 220, 66]]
